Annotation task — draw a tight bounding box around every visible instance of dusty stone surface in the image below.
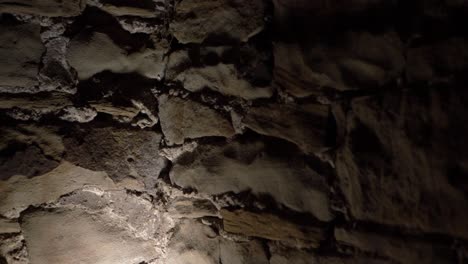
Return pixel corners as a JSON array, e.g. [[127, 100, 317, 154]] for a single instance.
[[0, 93, 93, 122], [158, 95, 235, 145], [166, 50, 273, 100], [64, 127, 168, 187], [220, 239, 269, 264], [21, 207, 160, 264], [170, 139, 332, 221], [165, 219, 220, 264], [67, 31, 167, 80], [39, 37, 77, 94], [165, 219, 269, 264], [170, 0, 266, 44], [0, 162, 115, 218], [0, 22, 44, 93]]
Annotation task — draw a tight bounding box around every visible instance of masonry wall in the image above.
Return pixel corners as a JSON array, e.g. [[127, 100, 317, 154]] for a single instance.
[[0, 1, 468, 263]]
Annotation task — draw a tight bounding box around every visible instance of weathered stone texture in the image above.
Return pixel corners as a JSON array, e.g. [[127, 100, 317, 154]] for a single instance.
[[166, 49, 273, 100], [64, 127, 168, 187], [0, 162, 114, 218], [21, 206, 162, 264], [0, 23, 44, 93], [243, 103, 331, 153], [170, 139, 332, 221], [158, 95, 235, 145], [0, 0, 467, 263], [170, 0, 266, 44], [67, 31, 167, 80]]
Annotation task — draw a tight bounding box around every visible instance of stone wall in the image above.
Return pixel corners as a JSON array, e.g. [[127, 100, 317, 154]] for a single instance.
[[1, 0, 468, 263]]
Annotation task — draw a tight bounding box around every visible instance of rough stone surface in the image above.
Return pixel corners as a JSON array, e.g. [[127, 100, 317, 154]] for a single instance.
[[0, 22, 44, 93], [158, 95, 235, 145], [0, 0, 467, 263], [67, 31, 167, 80], [0, 234, 28, 264], [0, 93, 87, 122], [64, 127, 168, 188], [167, 197, 219, 219], [170, 139, 332, 221], [165, 219, 269, 264], [170, 0, 266, 44], [166, 50, 273, 100], [0, 162, 115, 218], [220, 239, 269, 264], [165, 219, 220, 264], [243, 103, 331, 153], [39, 37, 77, 94], [21, 206, 161, 264]]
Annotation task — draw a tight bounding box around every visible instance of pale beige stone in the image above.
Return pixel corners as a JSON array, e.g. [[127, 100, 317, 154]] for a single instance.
[[67, 32, 167, 80], [0, 162, 115, 218], [170, 140, 332, 221], [21, 208, 158, 264]]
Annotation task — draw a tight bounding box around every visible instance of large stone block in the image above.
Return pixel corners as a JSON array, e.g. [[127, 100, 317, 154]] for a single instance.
[[0, 162, 115, 218], [67, 31, 167, 80], [64, 127, 168, 188], [170, 139, 332, 221], [158, 95, 235, 145]]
